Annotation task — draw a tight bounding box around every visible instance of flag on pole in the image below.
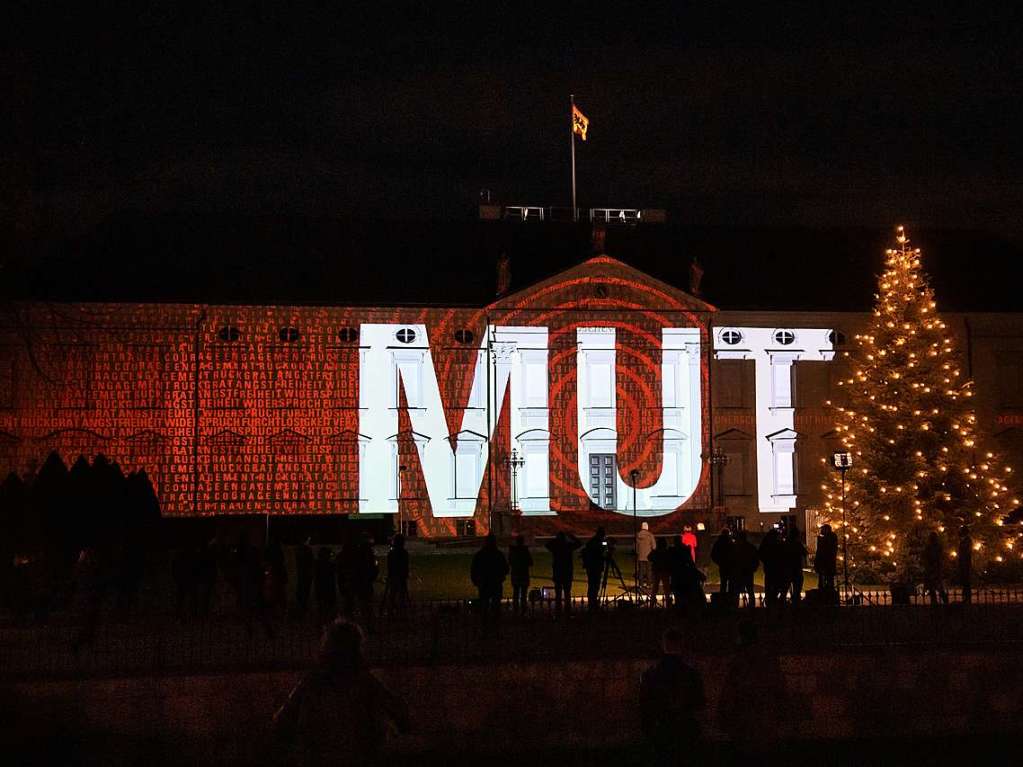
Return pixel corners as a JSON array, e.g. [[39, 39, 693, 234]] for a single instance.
[[571, 103, 590, 141]]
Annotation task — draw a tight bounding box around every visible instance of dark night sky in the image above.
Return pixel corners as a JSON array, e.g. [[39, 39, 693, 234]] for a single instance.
[[5, 2, 1023, 308]]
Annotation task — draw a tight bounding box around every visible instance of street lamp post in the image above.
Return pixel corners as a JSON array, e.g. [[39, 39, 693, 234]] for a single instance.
[[830, 451, 853, 599], [501, 449, 524, 539], [709, 447, 730, 509], [630, 468, 640, 600]]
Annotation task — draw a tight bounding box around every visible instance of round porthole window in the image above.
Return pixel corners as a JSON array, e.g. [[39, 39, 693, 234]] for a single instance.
[[773, 329, 796, 346], [217, 325, 240, 342], [828, 330, 846, 346], [721, 329, 743, 345], [278, 326, 300, 342], [395, 328, 417, 344], [337, 327, 358, 343], [454, 329, 474, 345]]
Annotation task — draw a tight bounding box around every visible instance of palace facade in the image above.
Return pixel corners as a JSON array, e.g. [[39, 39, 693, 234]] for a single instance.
[[2, 255, 1021, 538]]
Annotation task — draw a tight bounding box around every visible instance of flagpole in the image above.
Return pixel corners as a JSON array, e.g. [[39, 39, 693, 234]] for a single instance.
[[570, 94, 577, 222]]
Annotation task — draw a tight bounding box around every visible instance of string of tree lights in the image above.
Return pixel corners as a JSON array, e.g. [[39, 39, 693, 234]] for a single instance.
[[822, 227, 1021, 580]]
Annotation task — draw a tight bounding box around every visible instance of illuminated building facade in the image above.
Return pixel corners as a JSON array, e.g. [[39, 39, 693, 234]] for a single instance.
[[1, 255, 1021, 537]]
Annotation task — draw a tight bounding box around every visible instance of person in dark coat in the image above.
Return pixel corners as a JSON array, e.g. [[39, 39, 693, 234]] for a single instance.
[[508, 534, 533, 616], [295, 538, 314, 616], [313, 547, 337, 625], [545, 531, 581, 614], [785, 524, 807, 606], [640, 627, 706, 766], [669, 541, 706, 612], [758, 528, 785, 607], [649, 537, 673, 606], [922, 531, 949, 605], [957, 525, 973, 604], [814, 524, 839, 594], [581, 527, 607, 611], [382, 534, 410, 614], [337, 535, 378, 631], [273, 619, 410, 765], [731, 530, 760, 608], [470, 533, 509, 634], [710, 529, 733, 597]]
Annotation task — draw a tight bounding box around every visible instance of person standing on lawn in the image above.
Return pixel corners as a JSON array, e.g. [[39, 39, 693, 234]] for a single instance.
[[508, 534, 533, 616]]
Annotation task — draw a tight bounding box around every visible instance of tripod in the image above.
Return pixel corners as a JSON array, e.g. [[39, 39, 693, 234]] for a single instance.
[[599, 547, 631, 605]]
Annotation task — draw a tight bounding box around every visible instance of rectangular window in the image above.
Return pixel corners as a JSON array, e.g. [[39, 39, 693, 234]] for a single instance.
[[395, 356, 422, 408], [662, 360, 678, 408], [129, 346, 165, 410], [211, 347, 243, 410], [524, 450, 548, 497], [771, 363, 793, 408], [54, 345, 96, 410], [454, 449, 479, 498], [524, 359, 547, 408], [722, 448, 750, 496], [270, 346, 303, 409], [774, 451, 795, 495], [997, 357, 1023, 408], [331, 349, 361, 409], [714, 360, 748, 408], [793, 361, 828, 409], [589, 361, 613, 408]]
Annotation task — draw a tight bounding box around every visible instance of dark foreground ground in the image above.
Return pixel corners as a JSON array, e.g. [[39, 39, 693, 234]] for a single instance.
[[8, 733, 1012, 767]]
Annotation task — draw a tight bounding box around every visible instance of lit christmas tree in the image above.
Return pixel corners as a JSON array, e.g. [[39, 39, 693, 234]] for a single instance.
[[823, 227, 1020, 582]]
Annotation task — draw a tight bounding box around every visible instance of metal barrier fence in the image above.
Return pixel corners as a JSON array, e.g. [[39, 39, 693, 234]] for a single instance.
[[3, 589, 1023, 682]]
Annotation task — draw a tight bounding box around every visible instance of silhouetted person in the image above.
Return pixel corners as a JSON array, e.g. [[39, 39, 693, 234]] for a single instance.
[[814, 524, 838, 594], [649, 537, 673, 606], [382, 534, 410, 614], [670, 541, 706, 612], [681, 526, 698, 564], [759, 528, 785, 607], [314, 547, 337, 625], [636, 522, 656, 592], [338, 535, 378, 631], [710, 529, 733, 597], [295, 538, 314, 616], [731, 530, 760, 608], [923, 531, 949, 605], [581, 527, 607, 611], [546, 531, 581, 614], [470, 533, 509, 635], [958, 525, 973, 604], [274, 619, 410, 765], [786, 524, 807, 606], [508, 534, 532, 615], [640, 627, 706, 766]]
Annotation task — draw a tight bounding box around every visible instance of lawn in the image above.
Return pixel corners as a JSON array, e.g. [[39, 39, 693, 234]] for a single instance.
[[394, 543, 819, 601]]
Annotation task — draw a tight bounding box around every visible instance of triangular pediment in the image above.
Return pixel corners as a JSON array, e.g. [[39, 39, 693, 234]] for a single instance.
[[487, 255, 716, 314]]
